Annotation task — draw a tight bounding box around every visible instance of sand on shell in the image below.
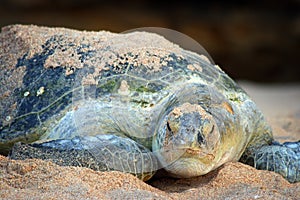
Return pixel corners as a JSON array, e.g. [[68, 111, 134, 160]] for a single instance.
[[0, 25, 299, 199]]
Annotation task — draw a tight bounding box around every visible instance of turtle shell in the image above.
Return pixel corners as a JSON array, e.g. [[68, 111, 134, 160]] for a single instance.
[[0, 25, 272, 166], [0, 25, 241, 153]]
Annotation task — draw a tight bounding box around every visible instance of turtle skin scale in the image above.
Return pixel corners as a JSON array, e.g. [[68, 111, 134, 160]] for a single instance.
[[0, 25, 299, 182]]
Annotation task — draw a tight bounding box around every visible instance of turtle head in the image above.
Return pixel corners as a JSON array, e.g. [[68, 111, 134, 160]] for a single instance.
[[154, 102, 221, 178]]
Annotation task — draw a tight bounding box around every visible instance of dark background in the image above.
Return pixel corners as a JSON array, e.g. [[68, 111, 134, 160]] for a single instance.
[[0, 0, 299, 82]]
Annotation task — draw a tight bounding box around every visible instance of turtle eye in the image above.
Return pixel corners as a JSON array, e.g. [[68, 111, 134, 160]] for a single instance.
[[166, 121, 176, 137], [197, 130, 205, 144], [166, 121, 172, 133]]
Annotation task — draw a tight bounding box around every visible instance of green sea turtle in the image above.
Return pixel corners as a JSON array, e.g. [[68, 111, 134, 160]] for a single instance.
[[0, 25, 299, 183]]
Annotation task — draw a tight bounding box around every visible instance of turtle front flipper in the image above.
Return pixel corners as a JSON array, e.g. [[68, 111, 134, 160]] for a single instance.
[[9, 135, 158, 181], [241, 141, 300, 183]]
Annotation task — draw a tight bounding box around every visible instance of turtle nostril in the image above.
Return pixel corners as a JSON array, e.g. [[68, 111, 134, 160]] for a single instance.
[[197, 131, 205, 144]]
